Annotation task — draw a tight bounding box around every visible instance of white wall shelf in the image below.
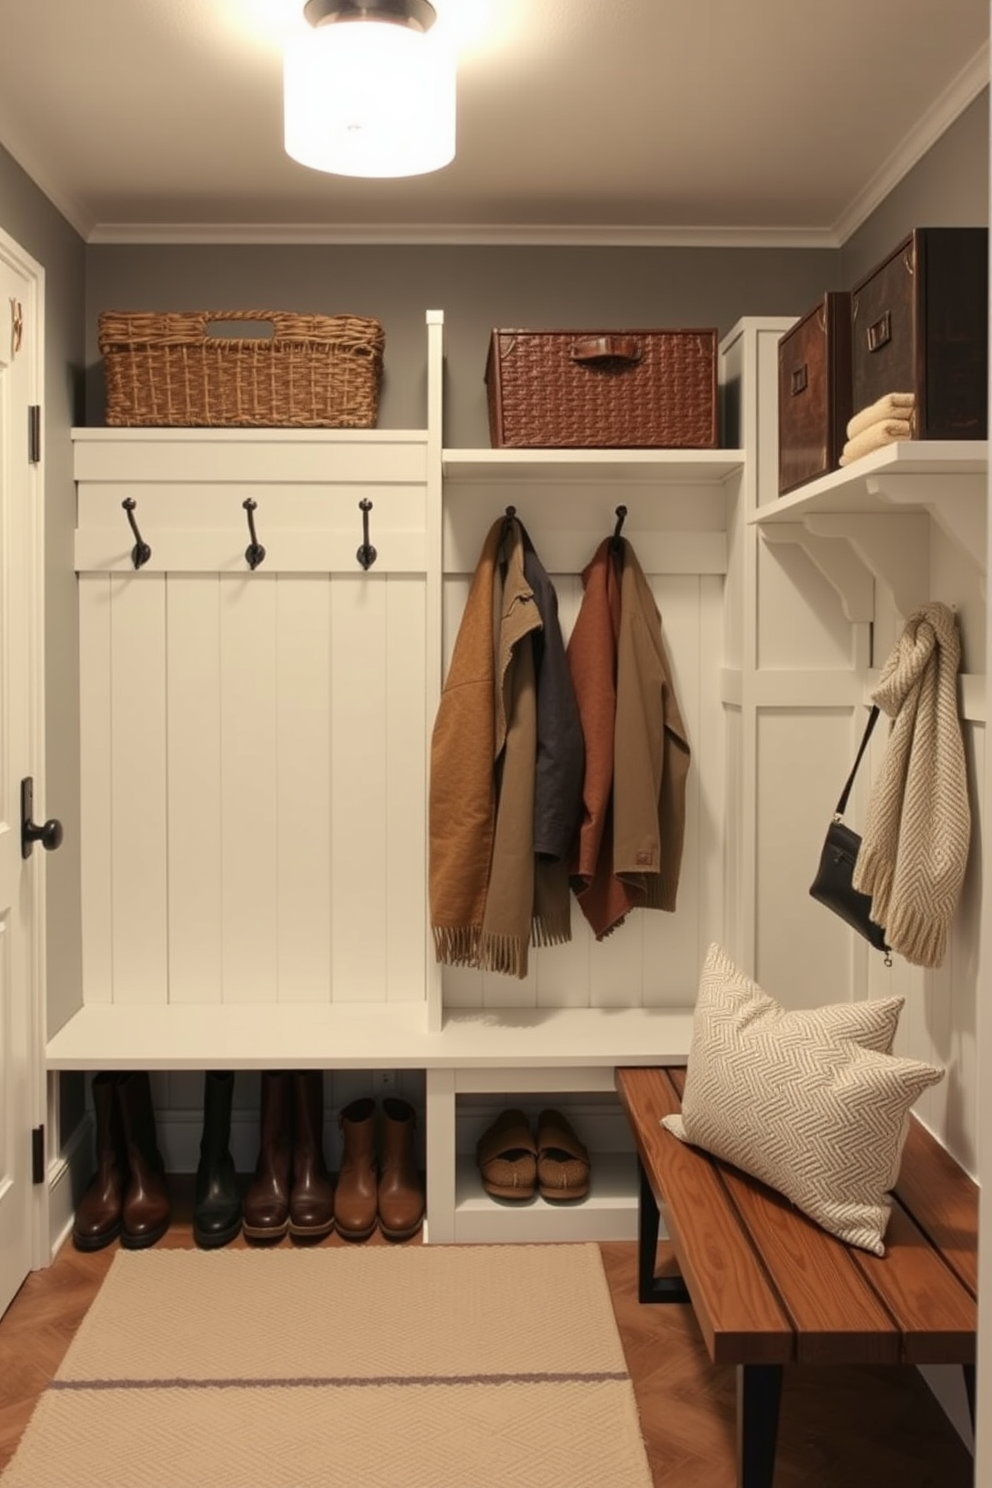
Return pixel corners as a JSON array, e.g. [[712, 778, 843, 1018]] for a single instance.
[[753, 440, 988, 614], [441, 447, 745, 484]]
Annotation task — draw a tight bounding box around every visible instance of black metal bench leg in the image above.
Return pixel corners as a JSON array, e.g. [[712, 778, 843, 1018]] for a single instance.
[[963, 1362, 976, 1432], [637, 1156, 690, 1305], [737, 1364, 784, 1488]]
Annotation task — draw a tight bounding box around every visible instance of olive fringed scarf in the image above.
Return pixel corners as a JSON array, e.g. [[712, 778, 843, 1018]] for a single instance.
[[429, 515, 578, 978]]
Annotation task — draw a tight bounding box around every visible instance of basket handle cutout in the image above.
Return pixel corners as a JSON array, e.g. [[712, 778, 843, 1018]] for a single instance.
[[203, 315, 276, 342], [570, 335, 641, 365]]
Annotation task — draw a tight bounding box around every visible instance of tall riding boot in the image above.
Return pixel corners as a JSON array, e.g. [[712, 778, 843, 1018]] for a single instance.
[[334, 1097, 378, 1241], [243, 1071, 293, 1242], [289, 1071, 336, 1240], [193, 1070, 242, 1249], [73, 1072, 127, 1251], [378, 1097, 425, 1241], [116, 1070, 171, 1249]]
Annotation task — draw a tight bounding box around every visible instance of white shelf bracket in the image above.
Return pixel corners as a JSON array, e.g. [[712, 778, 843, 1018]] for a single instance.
[[803, 511, 930, 617], [761, 523, 874, 622], [865, 472, 987, 581]]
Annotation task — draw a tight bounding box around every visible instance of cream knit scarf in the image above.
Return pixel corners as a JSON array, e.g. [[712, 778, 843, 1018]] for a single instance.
[[852, 602, 970, 968]]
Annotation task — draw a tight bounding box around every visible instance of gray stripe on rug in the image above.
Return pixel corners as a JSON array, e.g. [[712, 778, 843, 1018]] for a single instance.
[[50, 1369, 632, 1390]]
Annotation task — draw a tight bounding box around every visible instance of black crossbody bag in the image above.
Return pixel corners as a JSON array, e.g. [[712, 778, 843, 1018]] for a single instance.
[[809, 706, 891, 958]]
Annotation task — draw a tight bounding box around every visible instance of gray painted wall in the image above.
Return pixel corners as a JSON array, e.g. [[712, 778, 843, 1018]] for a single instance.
[[85, 244, 842, 445], [841, 90, 989, 285]]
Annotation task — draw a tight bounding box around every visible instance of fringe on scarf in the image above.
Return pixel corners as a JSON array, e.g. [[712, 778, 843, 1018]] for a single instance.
[[478, 931, 527, 979], [432, 925, 482, 967], [530, 910, 572, 949]]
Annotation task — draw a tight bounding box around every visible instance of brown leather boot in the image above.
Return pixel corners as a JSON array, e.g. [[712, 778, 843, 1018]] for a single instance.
[[116, 1070, 171, 1249], [289, 1071, 335, 1240], [378, 1097, 424, 1241], [73, 1072, 126, 1251], [243, 1071, 293, 1242], [334, 1097, 378, 1241]]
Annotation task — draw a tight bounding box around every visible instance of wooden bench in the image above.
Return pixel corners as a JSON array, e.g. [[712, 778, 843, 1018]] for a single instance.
[[616, 1065, 977, 1488]]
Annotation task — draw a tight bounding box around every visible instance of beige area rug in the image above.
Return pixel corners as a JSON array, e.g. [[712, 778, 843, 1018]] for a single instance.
[[2, 1244, 652, 1488]]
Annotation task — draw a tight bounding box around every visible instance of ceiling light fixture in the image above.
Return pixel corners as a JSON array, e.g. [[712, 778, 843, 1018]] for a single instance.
[[284, 0, 456, 179]]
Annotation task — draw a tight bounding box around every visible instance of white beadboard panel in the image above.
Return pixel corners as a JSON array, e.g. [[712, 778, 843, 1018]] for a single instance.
[[891, 715, 983, 1172], [78, 574, 113, 1004], [641, 573, 704, 1006], [757, 536, 858, 671], [442, 965, 484, 1010], [589, 919, 643, 1008], [166, 576, 223, 1004], [696, 575, 727, 966], [219, 576, 279, 1003], [110, 577, 169, 1004], [385, 577, 428, 1002], [482, 958, 538, 1009], [755, 707, 859, 1007], [722, 703, 743, 964], [534, 918, 592, 1010], [329, 576, 389, 1002], [275, 578, 332, 1003]]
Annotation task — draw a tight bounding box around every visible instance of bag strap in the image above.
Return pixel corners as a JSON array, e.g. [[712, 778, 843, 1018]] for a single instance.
[[835, 706, 880, 818]]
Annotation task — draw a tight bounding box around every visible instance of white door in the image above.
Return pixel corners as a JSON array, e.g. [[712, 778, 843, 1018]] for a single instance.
[[0, 233, 47, 1317]]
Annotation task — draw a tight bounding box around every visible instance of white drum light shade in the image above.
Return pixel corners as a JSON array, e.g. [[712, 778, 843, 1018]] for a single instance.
[[284, 2, 456, 178]]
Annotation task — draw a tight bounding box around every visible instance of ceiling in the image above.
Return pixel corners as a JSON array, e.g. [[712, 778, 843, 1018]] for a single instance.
[[0, 0, 988, 247]]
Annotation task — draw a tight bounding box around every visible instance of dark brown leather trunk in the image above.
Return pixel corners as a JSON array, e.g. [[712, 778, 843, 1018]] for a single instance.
[[851, 227, 988, 440], [778, 292, 853, 494]]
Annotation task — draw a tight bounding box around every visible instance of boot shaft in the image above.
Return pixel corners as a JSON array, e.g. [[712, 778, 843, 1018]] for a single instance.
[[293, 1071, 327, 1160], [200, 1070, 235, 1162], [91, 1071, 124, 1165], [116, 1070, 164, 1170]]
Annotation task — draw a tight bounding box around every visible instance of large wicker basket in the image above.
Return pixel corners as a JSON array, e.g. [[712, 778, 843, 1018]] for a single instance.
[[99, 310, 384, 428], [485, 328, 718, 448]]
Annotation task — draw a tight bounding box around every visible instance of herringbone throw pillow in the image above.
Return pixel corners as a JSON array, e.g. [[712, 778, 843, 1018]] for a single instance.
[[663, 944, 945, 1255]]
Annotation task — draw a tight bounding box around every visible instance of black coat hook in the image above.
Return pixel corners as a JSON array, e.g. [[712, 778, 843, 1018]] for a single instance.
[[611, 504, 628, 556], [243, 498, 266, 570], [122, 498, 152, 569], [357, 498, 377, 570]]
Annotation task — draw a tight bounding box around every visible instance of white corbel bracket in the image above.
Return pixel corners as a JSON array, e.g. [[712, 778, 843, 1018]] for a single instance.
[[761, 523, 874, 622], [802, 511, 931, 618], [865, 472, 986, 582]]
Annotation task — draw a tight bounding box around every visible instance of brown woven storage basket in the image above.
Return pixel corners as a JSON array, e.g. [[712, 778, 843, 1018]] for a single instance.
[[99, 310, 384, 428], [485, 328, 718, 449]]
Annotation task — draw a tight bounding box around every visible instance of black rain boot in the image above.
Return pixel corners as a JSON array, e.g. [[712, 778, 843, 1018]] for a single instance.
[[193, 1070, 242, 1248]]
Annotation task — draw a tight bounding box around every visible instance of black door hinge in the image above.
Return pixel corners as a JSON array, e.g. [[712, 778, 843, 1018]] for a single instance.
[[32, 1124, 45, 1183], [28, 405, 40, 464]]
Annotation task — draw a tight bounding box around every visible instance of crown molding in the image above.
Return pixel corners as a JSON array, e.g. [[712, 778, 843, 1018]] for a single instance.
[[85, 220, 840, 248]]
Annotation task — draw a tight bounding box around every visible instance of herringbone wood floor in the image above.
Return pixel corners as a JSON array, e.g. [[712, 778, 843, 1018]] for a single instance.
[[0, 1182, 975, 1486]]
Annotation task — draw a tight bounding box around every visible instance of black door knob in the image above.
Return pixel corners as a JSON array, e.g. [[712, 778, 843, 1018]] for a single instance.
[[21, 777, 64, 859]]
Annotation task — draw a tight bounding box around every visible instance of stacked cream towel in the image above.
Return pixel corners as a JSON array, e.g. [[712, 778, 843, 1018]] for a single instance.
[[839, 392, 916, 465], [852, 602, 970, 969]]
